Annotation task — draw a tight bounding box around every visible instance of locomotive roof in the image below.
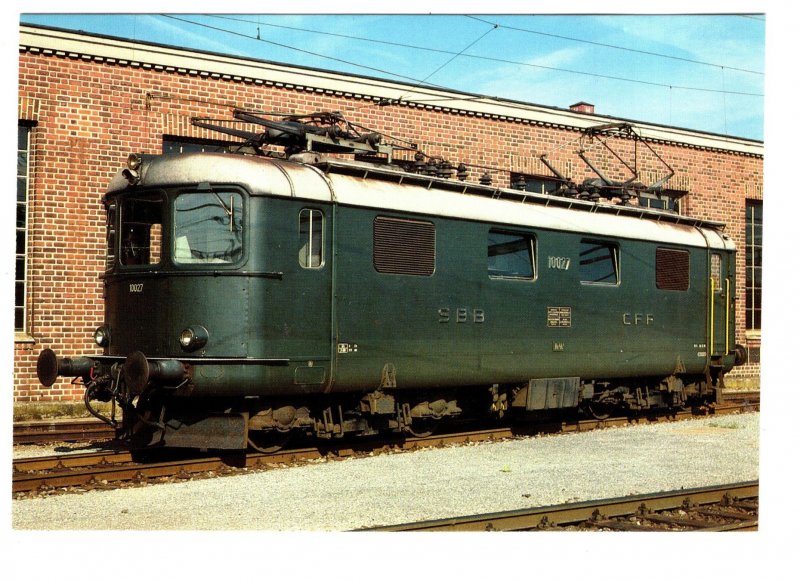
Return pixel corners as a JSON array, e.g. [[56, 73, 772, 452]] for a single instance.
[[107, 152, 733, 251]]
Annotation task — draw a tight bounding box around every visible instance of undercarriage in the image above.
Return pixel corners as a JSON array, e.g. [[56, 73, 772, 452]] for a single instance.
[[37, 347, 721, 452], [99, 375, 719, 452]]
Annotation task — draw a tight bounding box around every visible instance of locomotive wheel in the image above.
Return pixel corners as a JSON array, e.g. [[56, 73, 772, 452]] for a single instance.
[[407, 418, 439, 438], [247, 430, 292, 453]]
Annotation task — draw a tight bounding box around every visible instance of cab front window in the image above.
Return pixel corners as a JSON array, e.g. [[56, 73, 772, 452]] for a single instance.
[[119, 195, 163, 266], [173, 190, 243, 264]]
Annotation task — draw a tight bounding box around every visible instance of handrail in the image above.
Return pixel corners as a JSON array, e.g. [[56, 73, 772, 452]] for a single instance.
[[726, 278, 731, 355], [710, 277, 715, 355]]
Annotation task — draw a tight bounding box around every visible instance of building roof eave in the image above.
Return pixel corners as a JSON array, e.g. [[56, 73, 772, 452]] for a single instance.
[[19, 23, 763, 157]]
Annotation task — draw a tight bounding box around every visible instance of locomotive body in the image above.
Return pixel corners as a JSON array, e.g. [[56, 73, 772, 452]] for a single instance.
[[38, 149, 742, 450]]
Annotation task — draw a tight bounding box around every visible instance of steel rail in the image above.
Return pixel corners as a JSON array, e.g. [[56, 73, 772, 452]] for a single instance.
[[13, 419, 115, 445], [360, 481, 759, 531], [13, 450, 134, 473], [13, 404, 758, 496]]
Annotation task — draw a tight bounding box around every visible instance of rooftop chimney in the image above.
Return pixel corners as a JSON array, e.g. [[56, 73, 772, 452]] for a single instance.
[[570, 101, 595, 114]]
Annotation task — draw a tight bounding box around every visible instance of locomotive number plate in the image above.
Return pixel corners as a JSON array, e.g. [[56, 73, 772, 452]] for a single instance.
[[337, 343, 358, 354], [547, 256, 571, 270]]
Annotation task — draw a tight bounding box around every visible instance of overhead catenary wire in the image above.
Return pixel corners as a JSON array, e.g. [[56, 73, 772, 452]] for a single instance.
[[161, 14, 763, 99], [392, 21, 498, 105], [213, 14, 764, 77], [464, 15, 764, 76], [159, 14, 454, 92]]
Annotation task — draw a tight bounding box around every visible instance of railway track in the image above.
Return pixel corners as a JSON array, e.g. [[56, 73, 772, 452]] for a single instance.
[[361, 481, 759, 531], [720, 390, 760, 408], [12, 427, 534, 496], [13, 419, 115, 445], [13, 402, 758, 497]]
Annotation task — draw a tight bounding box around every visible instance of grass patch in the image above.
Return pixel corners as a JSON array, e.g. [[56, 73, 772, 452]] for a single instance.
[[13, 401, 113, 422], [708, 420, 742, 430]]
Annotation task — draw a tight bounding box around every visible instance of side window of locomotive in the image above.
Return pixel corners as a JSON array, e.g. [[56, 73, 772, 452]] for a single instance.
[[579, 240, 619, 285], [105, 201, 117, 271], [119, 195, 163, 266], [373, 216, 436, 276], [656, 247, 690, 291], [710, 253, 722, 292], [299, 209, 324, 268], [173, 191, 243, 264], [488, 230, 536, 280]]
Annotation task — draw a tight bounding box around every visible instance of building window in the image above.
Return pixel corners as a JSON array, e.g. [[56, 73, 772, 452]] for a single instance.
[[373, 216, 435, 276], [639, 192, 677, 211], [510, 173, 563, 195], [745, 200, 762, 330], [16, 125, 31, 332], [656, 247, 690, 291], [488, 230, 536, 280], [163, 136, 234, 155], [299, 209, 324, 268], [579, 240, 619, 285]]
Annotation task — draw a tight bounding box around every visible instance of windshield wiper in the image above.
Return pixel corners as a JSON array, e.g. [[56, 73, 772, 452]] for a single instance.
[[212, 192, 235, 232]]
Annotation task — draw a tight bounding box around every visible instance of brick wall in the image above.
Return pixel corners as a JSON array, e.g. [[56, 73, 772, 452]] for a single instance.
[[15, 46, 763, 401]]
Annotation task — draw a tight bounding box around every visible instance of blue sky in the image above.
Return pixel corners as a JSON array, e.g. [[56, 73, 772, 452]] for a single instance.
[[19, 11, 766, 140]]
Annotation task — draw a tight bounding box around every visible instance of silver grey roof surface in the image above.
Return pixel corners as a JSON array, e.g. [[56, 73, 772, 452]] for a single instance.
[[108, 152, 733, 251]]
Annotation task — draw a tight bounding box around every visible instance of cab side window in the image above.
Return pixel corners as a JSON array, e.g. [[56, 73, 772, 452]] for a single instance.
[[488, 229, 536, 280], [579, 240, 619, 285], [299, 209, 324, 268]]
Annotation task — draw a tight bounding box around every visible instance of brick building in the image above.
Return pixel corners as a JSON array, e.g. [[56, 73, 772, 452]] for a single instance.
[[14, 24, 763, 402]]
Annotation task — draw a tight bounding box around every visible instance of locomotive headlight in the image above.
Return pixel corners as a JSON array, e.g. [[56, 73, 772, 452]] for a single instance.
[[122, 168, 140, 185], [127, 153, 142, 171], [123, 153, 143, 185], [93, 325, 110, 347], [179, 325, 209, 352]]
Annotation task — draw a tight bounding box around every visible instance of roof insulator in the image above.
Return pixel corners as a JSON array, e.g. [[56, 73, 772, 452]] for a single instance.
[[437, 161, 453, 179], [413, 152, 426, 174]]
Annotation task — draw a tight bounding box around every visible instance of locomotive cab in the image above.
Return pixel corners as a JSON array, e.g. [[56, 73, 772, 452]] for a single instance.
[[38, 154, 330, 448]]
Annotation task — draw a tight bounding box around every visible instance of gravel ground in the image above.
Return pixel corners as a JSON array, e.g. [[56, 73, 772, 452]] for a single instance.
[[12, 412, 759, 531]]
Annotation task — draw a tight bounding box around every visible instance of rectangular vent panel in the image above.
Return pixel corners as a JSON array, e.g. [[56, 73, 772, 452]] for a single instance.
[[373, 216, 435, 276], [656, 247, 690, 291]]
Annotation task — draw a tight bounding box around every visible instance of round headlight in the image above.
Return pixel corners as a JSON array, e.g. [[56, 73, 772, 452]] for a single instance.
[[127, 153, 142, 171], [122, 168, 140, 185], [179, 329, 195, 348], [179, 325, 208, 352], [93, 325, 110, 347]]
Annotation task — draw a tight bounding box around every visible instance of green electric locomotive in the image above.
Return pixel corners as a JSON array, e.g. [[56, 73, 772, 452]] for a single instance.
[[37, 112, 745, 451]]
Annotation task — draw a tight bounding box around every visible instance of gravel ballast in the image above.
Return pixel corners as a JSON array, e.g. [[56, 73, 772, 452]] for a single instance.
[[12, 412, 759, 530]]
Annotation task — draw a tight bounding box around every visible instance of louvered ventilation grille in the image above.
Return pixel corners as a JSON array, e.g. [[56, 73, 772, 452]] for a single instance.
[[373, 217, 436, 276], [656, 247, 690, 291]]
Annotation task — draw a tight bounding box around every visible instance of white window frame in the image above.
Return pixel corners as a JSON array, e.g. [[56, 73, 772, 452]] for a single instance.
[[16, 125, 31, 336]]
